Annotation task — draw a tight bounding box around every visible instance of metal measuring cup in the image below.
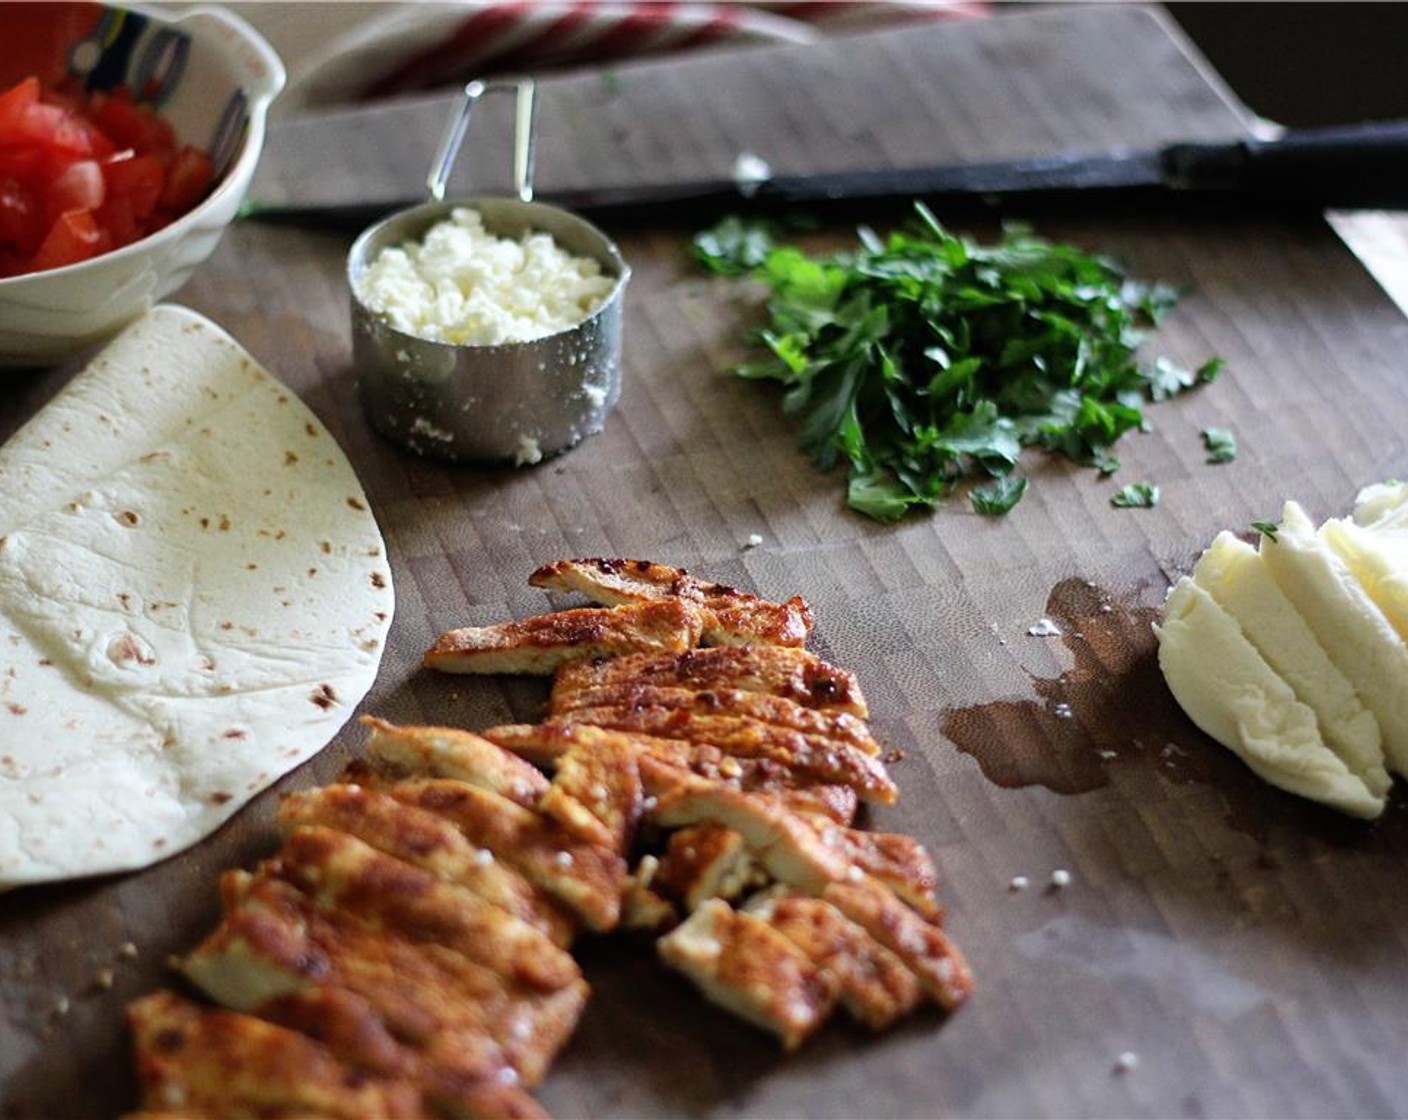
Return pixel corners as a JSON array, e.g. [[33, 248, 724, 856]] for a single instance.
[[347, 78, 630, 464]]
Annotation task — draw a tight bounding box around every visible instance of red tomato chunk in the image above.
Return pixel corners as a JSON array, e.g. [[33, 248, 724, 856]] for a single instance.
[[0, 76, 217, 277]]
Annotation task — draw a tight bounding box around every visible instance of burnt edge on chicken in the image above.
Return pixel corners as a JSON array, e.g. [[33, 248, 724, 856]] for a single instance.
[[125, 559, 970, 1120]]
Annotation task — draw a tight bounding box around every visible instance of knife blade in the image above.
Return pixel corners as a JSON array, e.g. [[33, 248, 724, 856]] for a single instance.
[[241, 118, 1408, 230]]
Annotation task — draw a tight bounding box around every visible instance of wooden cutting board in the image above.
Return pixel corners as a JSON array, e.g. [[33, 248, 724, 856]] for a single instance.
[[6, 6, 1408, 1117]]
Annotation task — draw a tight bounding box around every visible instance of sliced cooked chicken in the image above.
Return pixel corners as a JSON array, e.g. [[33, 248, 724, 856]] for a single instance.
[[529, 558, 814, 647], [536, 729, 644, 854], [562, 704, 896, 803], [267, 826, 581, 992], [656, 898, 839, 1050], [183, 874, 586, 1088], [484, 722, 869, 823], [128, 990, 432, 1119], [276, 784, 575, 948], [642, 765, 851, 895], [373, 776, 627, 932], [619, 855, 679, 934], [821, 875, 973, 1013], [362, 716, 551, 809], [816, 825, 942, 921], [552, 645, 868, 718], [548, 683, 881, 755], [650, 824, 759, 912], [425, 599, 704, 675], [743, 888, 923, 1031]]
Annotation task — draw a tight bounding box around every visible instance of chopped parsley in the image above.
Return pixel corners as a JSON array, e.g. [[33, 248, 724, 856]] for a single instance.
[[971, 475, 1029, 516], [1111, 482, 1160, 509], [1252, 518, 1280, 541], [1202, 426, 1237, 463], [695, 205, 1221, 521]]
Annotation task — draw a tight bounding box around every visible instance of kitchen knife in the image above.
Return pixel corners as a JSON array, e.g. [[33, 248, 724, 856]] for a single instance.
[[242, 118, 1408, 229]]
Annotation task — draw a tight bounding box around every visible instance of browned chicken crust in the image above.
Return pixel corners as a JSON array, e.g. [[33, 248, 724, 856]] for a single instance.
[[276, 783, 576, 948], [656, 898, 838, 1050], [549, 682, 881, 755], [425, 599, 704, 675], [529, 558, 814, 647], [552, 645, 868, 718], [128, 990, 432, 1119], [362, 716, 552, 808]]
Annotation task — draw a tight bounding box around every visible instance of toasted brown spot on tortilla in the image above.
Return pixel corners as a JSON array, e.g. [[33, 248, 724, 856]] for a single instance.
[[117, 592, 132, 610], [370, 572, 386, 589], [223, 730, 247, 740], [220, 622, 234, 631], [199, 517, 210, 529], [6, 704, 26, 716], [218, 515, 231, 531], [37, 658, 52, 667], [320, 541, 332, 554], [311, 684, 338, 710], [246, 563, 258, 571], [207, 792, 233, 805], [115, 510, 140, 527], [308, 568, 318, 578], [347, 497, 366, 511], [284, 451, 299, 465], [374, 612, 388, 622]]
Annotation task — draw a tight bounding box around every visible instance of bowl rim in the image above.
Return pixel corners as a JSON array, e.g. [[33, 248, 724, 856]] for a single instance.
[[0, 2, 286, 290]]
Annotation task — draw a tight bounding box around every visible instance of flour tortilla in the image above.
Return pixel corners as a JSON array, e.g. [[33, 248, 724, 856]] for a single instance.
[[0, 305, 394, 888]]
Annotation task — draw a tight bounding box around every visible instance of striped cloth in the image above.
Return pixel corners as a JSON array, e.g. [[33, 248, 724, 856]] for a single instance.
[[232, 2, 988, 114]]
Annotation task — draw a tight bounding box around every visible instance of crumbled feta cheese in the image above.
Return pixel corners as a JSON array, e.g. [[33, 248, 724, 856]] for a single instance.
[[1008, 875, 1029, 891], [356, 208, 615, 345], [1114, 1051, 1140, 1073], [743, 532, 763, 550], [1028, 617, 1062, 637], [514, 434, 543, 466], [1050, 868, 1072, 889]]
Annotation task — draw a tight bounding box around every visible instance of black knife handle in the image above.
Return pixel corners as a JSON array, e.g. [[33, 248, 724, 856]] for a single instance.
[[1166, 119, 1408, 208]]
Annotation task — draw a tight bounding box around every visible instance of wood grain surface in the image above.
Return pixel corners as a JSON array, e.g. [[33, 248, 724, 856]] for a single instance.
[[5, 7, 1408, 1118]]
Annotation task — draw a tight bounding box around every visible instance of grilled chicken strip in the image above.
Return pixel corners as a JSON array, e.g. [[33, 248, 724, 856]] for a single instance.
[[128, 990, 432, 1119], [183, 874, 586, 1089], [425, 599, 704, 675], [552, 645, 868, 718], [651, 824, 759, 912], [821, 875, 973, 1013], [529, 558, 814, 647], [484, 721, 872, 822], [656, 898, 839, 1050], [536, 729, 644, 854], [372, 776, 627, 932], [362, 716, 551, 809], [267, 826, 581, 992], [549, 682, 882, 756], [276, 784, 576, 948], [643, 764, 851, 895], [560, 704, 896, 803], [743, 889, 923, 1031], [817, 825, 942, 921]]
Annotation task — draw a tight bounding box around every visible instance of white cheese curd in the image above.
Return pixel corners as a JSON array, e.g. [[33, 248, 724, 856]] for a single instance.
[[356, 208, 616, 346]]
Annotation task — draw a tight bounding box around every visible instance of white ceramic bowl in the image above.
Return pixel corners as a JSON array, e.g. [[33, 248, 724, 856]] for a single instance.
[[0, 4, 284, 368]]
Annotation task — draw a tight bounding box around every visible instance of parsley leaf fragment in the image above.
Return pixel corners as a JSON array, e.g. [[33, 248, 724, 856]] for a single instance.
[[1202, 426, 1237, 463], [1252, 518, 1280, 541], [1111, 482, 1160, 509], [971, 475, 1029, 516], [697, 205, 1222, 521]]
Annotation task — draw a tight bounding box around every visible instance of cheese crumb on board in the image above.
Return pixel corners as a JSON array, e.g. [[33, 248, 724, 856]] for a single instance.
[[356, 207, 616, 346]]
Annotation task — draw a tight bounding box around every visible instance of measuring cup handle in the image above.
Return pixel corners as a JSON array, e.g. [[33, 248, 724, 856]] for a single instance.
[[426, 77, 537, 203]]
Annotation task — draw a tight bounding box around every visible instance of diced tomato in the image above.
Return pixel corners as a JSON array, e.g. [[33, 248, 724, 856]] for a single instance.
[[45, 158, 104, 222], [29, 208, 108, 272], [159, 146, 214, 213], [0, 177, 43, 256], [102, 153, 163, 219], [0, 74, 216, 277], [0, 76, 40, 137], [88, 88, 175, 157]]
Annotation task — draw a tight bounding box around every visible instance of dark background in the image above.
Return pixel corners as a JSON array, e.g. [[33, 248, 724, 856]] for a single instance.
[[1165, 2, 1408, 126]]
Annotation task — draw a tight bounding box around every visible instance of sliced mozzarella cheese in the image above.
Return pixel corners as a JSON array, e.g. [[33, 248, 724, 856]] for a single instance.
[[1259, 502, 1408, 777], [1192, 531, 1389, 798], [1157, 577, 1384, 818]]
